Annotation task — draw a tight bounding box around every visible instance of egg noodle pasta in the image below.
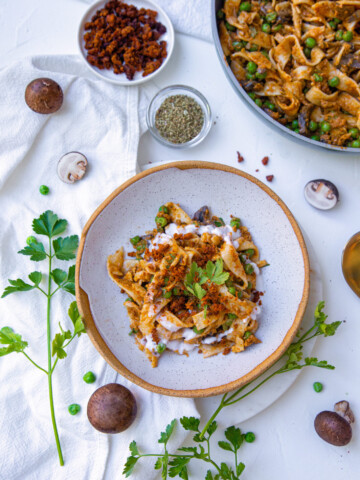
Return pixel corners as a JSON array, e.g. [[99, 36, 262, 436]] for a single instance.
[[107, 203, 267, 367], [218, 0, 360, 147]]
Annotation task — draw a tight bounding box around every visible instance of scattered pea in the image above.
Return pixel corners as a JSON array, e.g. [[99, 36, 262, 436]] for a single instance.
[[313, 382, 323, 393], [155, 216, 167, 227], [247, 61, 257, 74], [83, 371, 96, 384], [262, 23, 271, 33], [156, 343, 166, 354], [230, 217, 241, 228], [225, 21, 236, 32], [193, 326, 205, 334], [159, 205, 169, 214], [172, 287, 180, 296], [293, 128, 300, 134], [228, 286, 237, 296], [68, 404, 81, 415], [233, 41, 244, 51], [311, 135, 320, 141], [249, 44, 258, 52], [305, 37, 317, 48], [328, 76, 340, 88], [265, 101, 276, 111], [244, 264, 254, 275], [343, 30, 353, 42], [329, 20, 337, 30], [335, 30, 344, 41], [255, 98, 263, 107], [304, 47, 312, 58], [163, 289, 172, 299], [272, 24, 283, 32], [239, 2, 252, 12], [130, 235, 141, 246], [313, 73, 323, 82], [217, 9, 225, 20], [248, 92, 256, 100], [245, 432, 256, 443], [292, 119, 299, 129], [266, 12, 277, 23], [39, 185, 49, 195], [246, 72, 255, 80], [309, 120, 318, 131], [320, 121, 331, 133], [255, 71, 267, 80], [244, 249, 255, 257], [350, 139, 360, 148], [349, 128, 359, 138]]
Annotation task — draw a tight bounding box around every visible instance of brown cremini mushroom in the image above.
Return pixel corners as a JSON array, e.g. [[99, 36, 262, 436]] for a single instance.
[[87, 383, 137, 434], [57, 152, 88, 184], [314, 400, 354, 446], [25, 78, 63, 114]]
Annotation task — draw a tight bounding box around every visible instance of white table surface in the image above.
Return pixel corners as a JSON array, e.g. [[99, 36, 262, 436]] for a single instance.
[[2, 1, 359, 479]]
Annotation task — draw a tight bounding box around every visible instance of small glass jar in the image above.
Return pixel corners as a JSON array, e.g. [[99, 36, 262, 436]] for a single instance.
[[146, 85, 212, 148]]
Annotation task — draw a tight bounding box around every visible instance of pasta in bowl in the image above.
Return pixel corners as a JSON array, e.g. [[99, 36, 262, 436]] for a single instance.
[[107, 203, 268, 367], [216, 0, 360, 149]]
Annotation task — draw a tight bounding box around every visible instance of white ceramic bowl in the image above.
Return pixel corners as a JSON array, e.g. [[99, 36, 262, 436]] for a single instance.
[[76, 162, 310, 397], [77, 0, 175, 85]]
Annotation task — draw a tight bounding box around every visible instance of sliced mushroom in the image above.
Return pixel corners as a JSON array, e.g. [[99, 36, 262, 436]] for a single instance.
[[304, 179, 339, 210], [193, 206, 210, 224], [57, 152, 88, 184], [314, 401, 354, 446]]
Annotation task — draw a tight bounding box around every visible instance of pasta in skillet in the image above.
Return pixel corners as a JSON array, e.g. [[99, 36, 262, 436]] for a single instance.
[[107, 204, 267, 367], [218, 0, 360, 147]]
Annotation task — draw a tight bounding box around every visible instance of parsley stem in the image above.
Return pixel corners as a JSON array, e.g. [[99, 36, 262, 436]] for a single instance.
[[50, 286, 60, 297], [35, 285, 48, 296], [22, 351, 48, 374], [47, 238, 64, 466]]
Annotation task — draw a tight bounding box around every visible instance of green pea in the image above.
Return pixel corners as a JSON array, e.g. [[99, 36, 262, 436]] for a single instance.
[[243, 331, 252, 340], [320, 121, 331, 133], [217, 9, 225, 20], [313, 382, 323, 393], [239, 253, 246, 263], [225, 21, 236, 31], [262, 23, 271, 33], [233, 41, 244, 51], [163, 289, 172, 299], [245, 432, 256, 443], [261, 49, 270, 59], [272, 24, 283, 32], [244, 248, 255, 257], [266, 12, 277, 23], [156, 343, 166, 353], [313, 73, 323, 82], [129, 328, 138, 335], [249, 44, 258, 52], [311, 135, 320, 141], [343, 30, 353, 42], [350, 140, 360, 148], [244, 264, 254, 275], [159, 205, 169, 214], [265, 101, 275, 111], [230, 218, 241, 228], [247, 281, 253, 290], [227, 313, 237, 320], [39, 185, 49, 195], [246, 72, 255, 80], [83, 371, 96, 384], [172, 287, 180, 296], [126, 297, 134, 302], [237, 290, 243, 299], [293, 128, 300, 134], [155, 216, 167, 227], [26, 236, 37, 245], [305, 37, 316, 48], [228, 286, 236, 296], [68, 404, 81, 415], [248, 92, 256, 100], [329, 20, 337, 29], [247, 61, 257, 73], [328, 76, 340, 88], [292, 119, 299, 129], [309, 121, 318, 132], [130, 235, 141, 246], [304, 47, 312, 58], [333, 18, 341, 25], [349, 127, 359, 138], [255, 98, 263, 107], [335, 30, 343, 41], [239, 2, 251, 12], [255, 71, 267, 80]]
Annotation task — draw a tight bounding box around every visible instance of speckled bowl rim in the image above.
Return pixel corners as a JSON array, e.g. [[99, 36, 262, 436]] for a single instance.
[[76, 161, 310, 398]]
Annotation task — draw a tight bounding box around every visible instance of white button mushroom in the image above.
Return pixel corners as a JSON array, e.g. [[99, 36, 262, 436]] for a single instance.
[[57, 152, 88, 184], [304, 179, 339, 210]]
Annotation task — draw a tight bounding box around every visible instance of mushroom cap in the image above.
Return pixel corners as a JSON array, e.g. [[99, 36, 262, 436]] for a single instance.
[[87, 383, 137, 434], [304, 179, 339, 210], [57, 152, 88, 184], [314, 410, 352, 446], [25, 78, 63, 114]]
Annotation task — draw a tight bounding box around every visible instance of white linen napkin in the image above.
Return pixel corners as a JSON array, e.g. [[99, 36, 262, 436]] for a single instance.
[[77, 0, 213, 42], [0, 55, 197, 480]]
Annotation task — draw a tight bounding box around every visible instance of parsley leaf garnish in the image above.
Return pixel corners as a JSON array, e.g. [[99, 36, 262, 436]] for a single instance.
[[0, 327, 28, 356]]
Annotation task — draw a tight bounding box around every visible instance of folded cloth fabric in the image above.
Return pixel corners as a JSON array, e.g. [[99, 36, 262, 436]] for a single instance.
[[77, 0, 212, 42], [0, 55, 197, 480]]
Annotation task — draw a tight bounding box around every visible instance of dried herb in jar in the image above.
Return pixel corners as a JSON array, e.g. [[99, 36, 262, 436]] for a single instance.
[[155, 95, 204, 144]]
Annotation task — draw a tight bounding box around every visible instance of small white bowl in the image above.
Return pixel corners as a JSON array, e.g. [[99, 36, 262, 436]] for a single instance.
[[77, 0, 175, 85]]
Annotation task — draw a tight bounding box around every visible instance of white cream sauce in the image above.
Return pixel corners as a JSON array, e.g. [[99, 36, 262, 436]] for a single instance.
[[158, 316, 182, 332], [164, 223, 241, 249], [201, 327, 234, 344]]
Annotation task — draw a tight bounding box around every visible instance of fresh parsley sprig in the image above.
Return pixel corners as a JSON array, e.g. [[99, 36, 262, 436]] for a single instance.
[[185, 259, 229, 301], [1, 211, 85, 466], [123, 417, 248, 479], [124, 301, 340, 478]]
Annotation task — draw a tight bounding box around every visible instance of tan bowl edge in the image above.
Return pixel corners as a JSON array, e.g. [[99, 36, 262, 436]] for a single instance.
[[75, 160, 310, 398]]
